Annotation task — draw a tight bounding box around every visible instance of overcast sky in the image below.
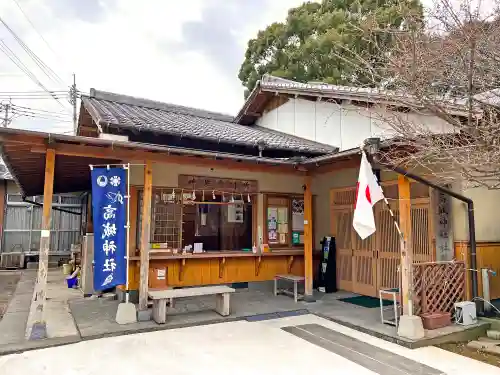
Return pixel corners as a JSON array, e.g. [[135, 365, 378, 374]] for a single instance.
[[0, 0, 305, 134]]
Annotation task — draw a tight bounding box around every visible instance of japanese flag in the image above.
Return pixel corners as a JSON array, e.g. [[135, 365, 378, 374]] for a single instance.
[[353, 152, 384, 239]]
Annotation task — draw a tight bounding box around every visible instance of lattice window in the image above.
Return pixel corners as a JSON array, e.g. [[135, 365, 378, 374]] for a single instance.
[[138, 189, 182, 251]]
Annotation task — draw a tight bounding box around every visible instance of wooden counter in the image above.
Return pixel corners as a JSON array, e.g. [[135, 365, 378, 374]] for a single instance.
[[129, 249, 304, 261], [126, 249, 308, 290]]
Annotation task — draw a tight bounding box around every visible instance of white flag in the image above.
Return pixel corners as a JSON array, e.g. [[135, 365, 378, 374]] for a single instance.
[[353, 152, 384, 239]]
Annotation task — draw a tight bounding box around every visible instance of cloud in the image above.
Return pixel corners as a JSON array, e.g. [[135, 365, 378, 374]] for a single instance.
[[164, 0, 268, 79], [44, 0, 116, 24], [0, 0, 303, 134]]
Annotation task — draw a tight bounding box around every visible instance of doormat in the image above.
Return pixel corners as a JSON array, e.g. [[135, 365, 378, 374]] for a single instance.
[[338, 296, 393, 308]]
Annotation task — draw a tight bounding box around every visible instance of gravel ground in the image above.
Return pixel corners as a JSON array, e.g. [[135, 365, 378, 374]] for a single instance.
[[438, 342, 500, 368], [0, 271, 20, 320]]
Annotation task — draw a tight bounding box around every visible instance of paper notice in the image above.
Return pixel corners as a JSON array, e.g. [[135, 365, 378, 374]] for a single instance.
[[277, 208, 288, 223]]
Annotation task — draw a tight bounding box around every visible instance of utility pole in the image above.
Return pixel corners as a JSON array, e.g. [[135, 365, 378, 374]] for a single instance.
[[70, 73, 77, 134], [1, 102, 10, 128]]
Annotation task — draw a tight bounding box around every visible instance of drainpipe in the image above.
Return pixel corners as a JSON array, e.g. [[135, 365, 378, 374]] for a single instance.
[[382, 165, 478, 299], [363, 138, 478, 299]]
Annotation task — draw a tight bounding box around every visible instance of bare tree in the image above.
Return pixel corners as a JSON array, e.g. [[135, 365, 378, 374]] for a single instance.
[[337, 0, 500, 189]]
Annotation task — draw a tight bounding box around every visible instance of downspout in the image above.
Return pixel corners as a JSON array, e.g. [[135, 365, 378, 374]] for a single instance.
[[382, 164, 478, 299]]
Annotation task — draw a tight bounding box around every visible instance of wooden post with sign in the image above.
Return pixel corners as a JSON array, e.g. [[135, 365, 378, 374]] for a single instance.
[[398, 175, 413, 315], [138, 161, 153, 311], [303, 175, 313, 299], [29, 149, 56, 339]]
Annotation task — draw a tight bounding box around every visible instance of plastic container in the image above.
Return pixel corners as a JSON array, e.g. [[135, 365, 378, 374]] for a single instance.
[[66, 276, 78, 289], [62, 263, 72, 275], [420, 311, 451, 330]]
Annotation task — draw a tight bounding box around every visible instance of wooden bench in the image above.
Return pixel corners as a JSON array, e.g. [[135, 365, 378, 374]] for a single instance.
[[274, 274, 305, 303], [148, 285, 235, 324]]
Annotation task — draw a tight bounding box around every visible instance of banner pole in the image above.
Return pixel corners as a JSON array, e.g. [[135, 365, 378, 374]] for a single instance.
[[125, 163, 130, 304]]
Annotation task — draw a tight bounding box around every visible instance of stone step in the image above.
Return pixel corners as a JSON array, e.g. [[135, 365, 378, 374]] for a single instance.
[[487, 330, 500, 340], [468, 339, 500, 356]]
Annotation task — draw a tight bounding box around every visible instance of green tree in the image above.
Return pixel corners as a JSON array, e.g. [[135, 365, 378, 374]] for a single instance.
[[238, 0, 423, 97]]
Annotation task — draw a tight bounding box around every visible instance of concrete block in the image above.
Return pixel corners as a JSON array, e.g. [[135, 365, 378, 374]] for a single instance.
[[487, 330, 500, 340], [115, 302, 137, 325], [397, 315, 425, 340], [468, 339, 500, 355], [137, 308, 152, 322], [215, 293, 230, 316], [26, 262, 39, 269]]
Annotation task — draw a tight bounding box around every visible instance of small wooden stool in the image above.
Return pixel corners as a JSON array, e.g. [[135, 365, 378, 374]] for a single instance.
[[274, 274, 305, 303]]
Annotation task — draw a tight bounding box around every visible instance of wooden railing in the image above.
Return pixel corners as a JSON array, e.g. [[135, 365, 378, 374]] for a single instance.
[[412, 261, 466, 315]]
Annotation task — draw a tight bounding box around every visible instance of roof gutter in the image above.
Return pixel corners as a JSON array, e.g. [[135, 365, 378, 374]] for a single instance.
[[301, 148, 361, 166], [0, 127, 300, 167], [376, 163, 478, 300]]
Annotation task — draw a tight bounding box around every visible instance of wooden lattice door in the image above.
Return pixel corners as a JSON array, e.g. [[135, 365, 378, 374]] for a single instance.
[[330, 188, 354, 292], [330, 180, 434, 297], [376, 203, 401, 291]]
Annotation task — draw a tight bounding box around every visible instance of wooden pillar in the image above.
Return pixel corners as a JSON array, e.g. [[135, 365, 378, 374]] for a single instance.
[[304, 175, 313, 297], [30, 149, 55, 338], [138, 161, 153, 311], [398, 175, 413, 315]]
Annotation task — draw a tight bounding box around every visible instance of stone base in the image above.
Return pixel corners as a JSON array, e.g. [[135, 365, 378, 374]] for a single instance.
[[115, 302, 138, 325], [398, 315, 425, 340], [29, 322, 47, 340], [137, 308, 152, 322]]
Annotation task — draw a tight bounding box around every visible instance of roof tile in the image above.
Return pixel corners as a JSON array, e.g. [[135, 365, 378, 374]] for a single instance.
[[82, 90, 336, 154]]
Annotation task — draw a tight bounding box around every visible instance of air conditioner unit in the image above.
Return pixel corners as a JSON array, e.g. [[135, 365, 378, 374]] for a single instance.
[[454, 301, 477, 326], [0, 252, 25, 269]]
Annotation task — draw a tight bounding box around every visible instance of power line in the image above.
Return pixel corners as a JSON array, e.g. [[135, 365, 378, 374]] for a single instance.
[[0, 39, 71, 113], [10, 103, 70, 116], [11, 0, 63, 64], [0, 16, 66, 88]]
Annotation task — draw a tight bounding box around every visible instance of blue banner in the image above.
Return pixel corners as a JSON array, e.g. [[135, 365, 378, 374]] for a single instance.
[[91, 167, 127, 290]]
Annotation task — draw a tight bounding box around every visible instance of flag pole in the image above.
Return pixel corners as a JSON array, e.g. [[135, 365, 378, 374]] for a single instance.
[[364, 150, 413, 317], [125, 163, 130, 304]]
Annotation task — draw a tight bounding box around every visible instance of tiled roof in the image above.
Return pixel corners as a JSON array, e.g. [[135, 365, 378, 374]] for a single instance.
[[259, 75, 471, 108], [81, 89, 336, 155]]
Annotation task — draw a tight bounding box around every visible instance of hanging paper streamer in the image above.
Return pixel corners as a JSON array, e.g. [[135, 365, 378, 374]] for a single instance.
[[91, 167, 127, 290]]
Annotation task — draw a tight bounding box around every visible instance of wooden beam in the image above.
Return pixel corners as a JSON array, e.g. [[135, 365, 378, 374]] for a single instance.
[[30, 149, 55, 339], [138, 161, 153, 311], [303, 175, 313, 297], [308, 156, 360, 176], [30, 143, 303, 175], [398, 174, 413, 315]]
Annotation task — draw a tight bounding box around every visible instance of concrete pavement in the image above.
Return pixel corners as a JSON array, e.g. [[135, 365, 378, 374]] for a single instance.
[[0, 315, 498, 375]]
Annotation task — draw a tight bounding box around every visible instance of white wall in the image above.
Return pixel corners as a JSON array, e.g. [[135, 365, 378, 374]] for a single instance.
[[257, 98, 451, 150]]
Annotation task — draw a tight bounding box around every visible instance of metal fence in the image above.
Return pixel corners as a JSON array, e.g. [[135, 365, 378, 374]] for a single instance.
[[2, 194, 84, 254]]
